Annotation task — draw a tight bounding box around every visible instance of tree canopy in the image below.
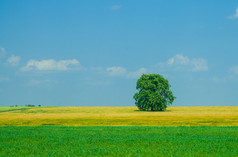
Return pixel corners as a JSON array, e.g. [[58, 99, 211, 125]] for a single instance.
[[133, 74, 175, 111]]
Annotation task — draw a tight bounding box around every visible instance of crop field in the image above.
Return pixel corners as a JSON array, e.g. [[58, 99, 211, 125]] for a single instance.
[[0, 126, 238, 156], [0, 106, 237, 156], [0, 106, 238, 126]]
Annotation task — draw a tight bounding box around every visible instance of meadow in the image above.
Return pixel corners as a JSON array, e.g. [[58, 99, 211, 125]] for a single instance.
[[0, 106, 237, 126], [0, 126, 237, 156], [0, 107, 33, 113]]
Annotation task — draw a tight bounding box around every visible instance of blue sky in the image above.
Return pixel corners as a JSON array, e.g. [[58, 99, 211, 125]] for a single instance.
[[0, 0, 238, 107]]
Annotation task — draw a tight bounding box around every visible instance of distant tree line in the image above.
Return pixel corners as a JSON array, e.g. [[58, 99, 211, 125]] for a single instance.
[[9, 104, 42, 107]]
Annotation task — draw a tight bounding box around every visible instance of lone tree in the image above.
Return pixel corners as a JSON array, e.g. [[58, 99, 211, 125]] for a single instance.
[[133, 74, 175, 111]]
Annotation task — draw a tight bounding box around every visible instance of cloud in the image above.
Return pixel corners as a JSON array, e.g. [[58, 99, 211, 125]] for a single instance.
[[7, 55, 21, 66], [229, 65, 238, 75], [212, 65, 238, 83], [91, 67, 106, 75], [228, 7, 238, 19], [21, 59, 80, 72], [190, 58, 208, 72], [0, 46, 21, 66], [167, 54, 189, 65], [106, 66, 146, 79], [127, 68, 147, 79], [159, 54, 208, 72], [106, 66, 127, 76], [111, 5, 122, 10], [0, 46, 6, 59]]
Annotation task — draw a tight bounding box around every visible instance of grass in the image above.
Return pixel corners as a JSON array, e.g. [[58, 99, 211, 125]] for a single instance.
[[1, 107, 237, 156], [0, 106, 237, 126], [0, 107, 33, 113], [0, 126, 237, 156]]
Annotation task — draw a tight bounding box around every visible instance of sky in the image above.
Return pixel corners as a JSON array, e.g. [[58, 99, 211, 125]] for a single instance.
[[0, 0, 238, 107]]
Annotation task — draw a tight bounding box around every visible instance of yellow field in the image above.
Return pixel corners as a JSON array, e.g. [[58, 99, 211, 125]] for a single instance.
[[0, 106, 238, 126]]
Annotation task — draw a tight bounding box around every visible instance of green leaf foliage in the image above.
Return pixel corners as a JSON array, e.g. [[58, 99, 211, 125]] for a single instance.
[[134, 74, 175, 111]]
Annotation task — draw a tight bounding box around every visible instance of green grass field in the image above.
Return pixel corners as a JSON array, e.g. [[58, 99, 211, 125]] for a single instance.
[[1, 106, 237, 156], [0, 107, 33, 113], [0, 126, 237, 156]]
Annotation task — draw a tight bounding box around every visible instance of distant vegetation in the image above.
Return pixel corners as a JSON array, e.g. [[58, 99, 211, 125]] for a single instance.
[[25, 104, 41, 107], [0, 105, 41, 113], [0, 126, 237, 156], [8, 104, 42, 107], [25, 104, 36, 107]]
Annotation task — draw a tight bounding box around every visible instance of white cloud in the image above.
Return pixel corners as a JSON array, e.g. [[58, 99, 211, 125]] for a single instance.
[[127, 68, 147, 79], [159, 54, 208, 72], [230, 65, 238, 75], [111, 5, 122, 10], [228, 7, 238, 19], [0, 46, 21, 67], [7, 55, 21, 66], [167, 54, 189, 65], [191, 58, 208, 72], [0, 46, 6, 59], [106, 66, 146, 79], [91, 67, 105, 74], [21, 59, 80, 72], [106, 66, 127, 76], [212, 65, 238, 83]]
